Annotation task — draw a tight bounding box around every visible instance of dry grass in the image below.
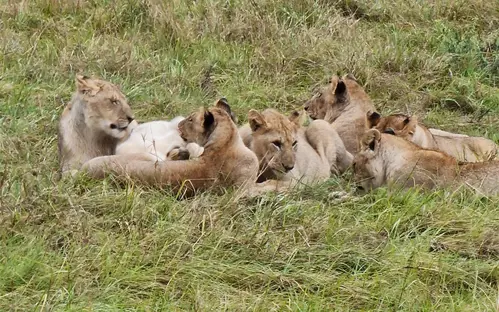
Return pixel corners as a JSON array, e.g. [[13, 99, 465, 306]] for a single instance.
[[1, 0, 499, 310]]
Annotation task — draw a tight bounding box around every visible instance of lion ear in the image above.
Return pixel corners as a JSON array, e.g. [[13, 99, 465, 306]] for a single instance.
[[215, 97, 237, 123], [344, 73, 357, 81], [330, 75, 347, 98], [248, 109, 266, 132], [402, 115, 418, 132], [288, 110, 306, 126], [203, 109, 215, 130], [76, 74, 100, 96], [366, 111, 381, 128], [405, 115, 418, 125], [361, 129, 381, 153]]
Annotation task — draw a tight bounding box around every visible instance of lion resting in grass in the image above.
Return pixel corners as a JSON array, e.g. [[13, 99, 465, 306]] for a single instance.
[[367, 112, 498, 162], [115, 117, 204, 161], [353, 129, 499, 196], [239, 109, 353, 187], [304, 74, 376, 154], [58, 75, 137, 174], [82, 99, 261, 196]]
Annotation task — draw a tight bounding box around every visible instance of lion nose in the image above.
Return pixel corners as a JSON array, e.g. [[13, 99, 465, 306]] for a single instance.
[[283, 164, 294, 172]]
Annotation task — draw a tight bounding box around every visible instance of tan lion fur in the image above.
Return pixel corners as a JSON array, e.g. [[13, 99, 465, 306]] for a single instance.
[[353, 129, 499, 196], [304, 74, 376, 155], [82, 99, 260, 197], [58, 75, 136, 174], [239, 108, 353, 186], [366, 112, 498, 162]]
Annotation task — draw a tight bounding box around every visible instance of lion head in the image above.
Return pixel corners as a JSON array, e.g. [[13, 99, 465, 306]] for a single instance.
[[366, 111, 418, 141], [178, 98, 237, 148], [352, 129, 384, 193], [74, 75, 135, 140], [246, 109, 300, 180], [304, 74, 371, 122]]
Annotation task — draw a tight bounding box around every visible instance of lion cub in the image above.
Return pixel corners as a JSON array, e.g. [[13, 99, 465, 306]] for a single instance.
[[367, 112, 498, 162], [304, 74, 376, 154], [353, 129, 499, 196], [58, 75, 136, 174], [82, 99, 259, 196], [239, 109, 353, 185], [115, 117, 204, 161]]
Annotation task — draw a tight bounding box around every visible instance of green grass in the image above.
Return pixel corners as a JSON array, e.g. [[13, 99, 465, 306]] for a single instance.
[[1, 0, 499, 310]]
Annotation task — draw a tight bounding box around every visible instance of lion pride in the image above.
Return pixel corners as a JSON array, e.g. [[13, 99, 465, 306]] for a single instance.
[[366, 112, 498, 162], [304, 74, 376, 154], [353, 129, 499, 196], [239, 109, 352, 186], [82, 99, 259, 196]]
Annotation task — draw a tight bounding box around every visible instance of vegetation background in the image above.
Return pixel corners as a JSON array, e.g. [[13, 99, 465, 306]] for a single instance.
[[1, 0, 499, 310]]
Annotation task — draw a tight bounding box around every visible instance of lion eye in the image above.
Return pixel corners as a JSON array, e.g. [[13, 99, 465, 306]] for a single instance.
[[112, 100, 120, 105], [292, 141, 298, 148], [272, 141, 282, 149], [188, 117, 193, 122]]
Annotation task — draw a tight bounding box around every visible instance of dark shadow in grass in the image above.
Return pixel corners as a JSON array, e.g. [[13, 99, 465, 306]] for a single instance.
[[199, 64, 217, 99], [326, 0, 390, 22]]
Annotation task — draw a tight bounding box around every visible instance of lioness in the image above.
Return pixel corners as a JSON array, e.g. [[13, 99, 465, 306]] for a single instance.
[[82, 99, 260, 196], [304, 74, 376, 154], [353, 129, 499, 196], [58, 75, 136, 174], [366, 112, 498, 162], [239, 109, 353, 185]]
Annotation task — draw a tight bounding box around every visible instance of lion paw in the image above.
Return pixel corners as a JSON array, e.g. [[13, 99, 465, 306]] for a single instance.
[[186, 143, 204, 159], [167, 147, 190, 160]]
